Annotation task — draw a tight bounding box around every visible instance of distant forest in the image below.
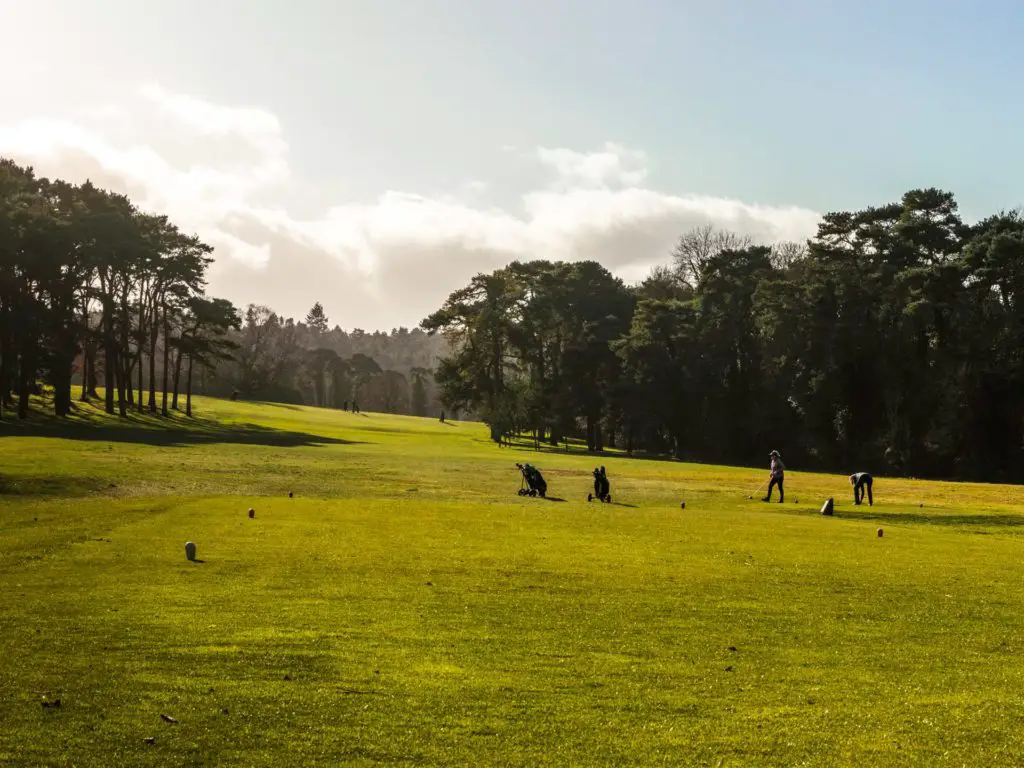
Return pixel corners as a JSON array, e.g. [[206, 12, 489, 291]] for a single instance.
[[6, 154, 1024, 483], [192, 308, 452, 417]]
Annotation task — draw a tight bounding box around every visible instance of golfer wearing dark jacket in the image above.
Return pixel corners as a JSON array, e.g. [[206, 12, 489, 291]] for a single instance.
[[850, 472, 873, 506], [763, 450, 785, 503]]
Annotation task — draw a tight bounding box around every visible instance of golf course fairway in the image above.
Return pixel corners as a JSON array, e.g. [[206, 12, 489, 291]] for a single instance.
[[3, 396, 1024, 766]]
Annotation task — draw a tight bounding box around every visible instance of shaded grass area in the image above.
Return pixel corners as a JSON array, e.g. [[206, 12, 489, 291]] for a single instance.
[[0, 398, 356, 449], [4, 395, 1024, 765]]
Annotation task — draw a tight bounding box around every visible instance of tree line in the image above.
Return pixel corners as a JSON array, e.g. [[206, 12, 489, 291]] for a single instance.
[[424, 189, 1024, 483], [9, 154, 1022, 483], [196, 302, 448, 417], [0, 157, 447, 421], [0, 158, 240, 420]]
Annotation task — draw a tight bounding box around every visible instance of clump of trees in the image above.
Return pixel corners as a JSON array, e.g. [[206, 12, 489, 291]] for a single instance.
[[0, 158, 240, 420], [424, 190, 1024, 484]]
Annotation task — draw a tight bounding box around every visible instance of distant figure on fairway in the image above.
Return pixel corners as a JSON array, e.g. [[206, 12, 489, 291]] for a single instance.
[[440, 410, 445, 423], [763, 450, 785, 503], [850, 472, 873, 506], [343, 400, 349, 412]]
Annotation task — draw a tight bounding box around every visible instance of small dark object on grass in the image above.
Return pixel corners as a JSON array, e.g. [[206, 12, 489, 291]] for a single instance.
[[425, 581, 433, 587], [877, 528, 884, 538], [728, 646, 737, 652], [821, 498, 834, 516], [184, 541, 197, 561], [41, 698, 61, 709], [160, 714, 178, 724], [248, 509, 255, 519], [288, 492, 293, 498], [680, 501, 686, 509], [725, 666, 733, 672], [283, 674, 292, 681], [221, 708, 229, 715], [920, 503, 923, 508], [144, 737, 156, 745]]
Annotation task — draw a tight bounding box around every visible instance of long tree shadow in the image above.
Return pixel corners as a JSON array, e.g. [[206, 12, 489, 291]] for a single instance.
[[0, 474, 112, 498], [251, 402, 304, 411], [805, 506, 1024, 529], [0, 416, 361, 449], [499, 434, 719, 466]]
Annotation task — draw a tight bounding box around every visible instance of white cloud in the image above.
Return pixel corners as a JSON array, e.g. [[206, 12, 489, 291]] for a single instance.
[[536, 142, 649, 189], [140, 83, 286, 159], [0, 84, 822, 330]]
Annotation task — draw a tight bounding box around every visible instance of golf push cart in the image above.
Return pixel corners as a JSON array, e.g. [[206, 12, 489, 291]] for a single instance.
[[588, 466, 611, 503], [516, 462, 547, 498]]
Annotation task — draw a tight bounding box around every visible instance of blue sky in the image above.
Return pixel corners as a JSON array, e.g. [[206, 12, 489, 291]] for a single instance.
[[0, 0, 1021, 327]]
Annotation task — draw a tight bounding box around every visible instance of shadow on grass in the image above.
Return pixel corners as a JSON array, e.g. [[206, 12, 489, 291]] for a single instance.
[[499, 435, 699, 466], [776, 503, 1024, 530], [0, 409, 361, 449], [0, 474, 112, 498], [250, 401, 304, 411], [834, 507, 1024, 529], [542, 496, 568, 503]]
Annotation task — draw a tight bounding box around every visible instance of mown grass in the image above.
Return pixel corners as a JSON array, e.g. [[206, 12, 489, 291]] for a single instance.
[[3, 395, 1024, 766]]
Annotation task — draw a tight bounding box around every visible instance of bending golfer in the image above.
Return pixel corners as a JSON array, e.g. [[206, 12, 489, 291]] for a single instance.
[[850, 472, 873, 506], [763, 450, 785, 503]]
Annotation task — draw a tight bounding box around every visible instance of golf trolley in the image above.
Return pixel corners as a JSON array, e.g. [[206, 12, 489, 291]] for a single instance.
[[516, 462, 547, 498], [588, 467, 611, 503]]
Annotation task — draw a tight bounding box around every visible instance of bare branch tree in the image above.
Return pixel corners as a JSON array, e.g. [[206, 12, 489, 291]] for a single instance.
[[770, 240, 809, 270], [671, 224, 752, 287]]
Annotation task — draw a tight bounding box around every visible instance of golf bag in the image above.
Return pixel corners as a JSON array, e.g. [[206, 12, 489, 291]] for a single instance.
[[588, 466, 611, 503], [516, 463, 547, 498]]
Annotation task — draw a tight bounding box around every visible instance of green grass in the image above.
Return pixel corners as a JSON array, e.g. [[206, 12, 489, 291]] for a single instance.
[[4, 395, 1024, 766]]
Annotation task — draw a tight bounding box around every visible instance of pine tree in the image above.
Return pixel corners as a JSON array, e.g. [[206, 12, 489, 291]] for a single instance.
[[305, 302, 329, 334]]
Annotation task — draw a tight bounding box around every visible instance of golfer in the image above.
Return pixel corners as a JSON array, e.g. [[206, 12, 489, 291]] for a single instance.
[[763, 450, 785, 503], [850, 472, 873, 506]]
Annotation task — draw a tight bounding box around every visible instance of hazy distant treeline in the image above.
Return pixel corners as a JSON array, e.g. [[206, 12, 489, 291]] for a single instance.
[[196, 303, 452, 417]]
